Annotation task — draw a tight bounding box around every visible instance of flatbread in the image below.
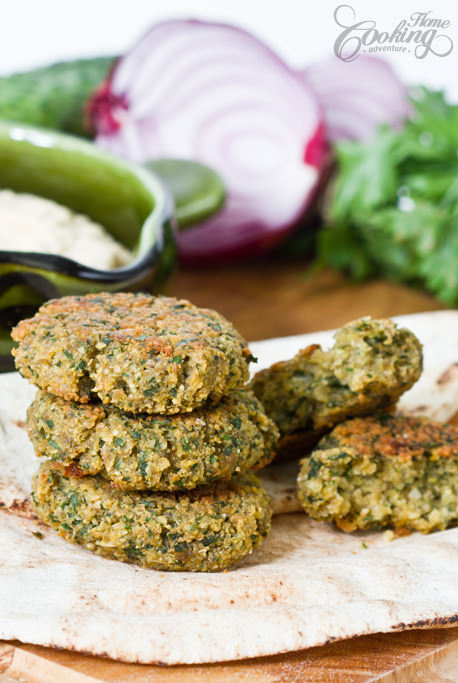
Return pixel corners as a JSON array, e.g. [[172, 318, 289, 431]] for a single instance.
[[2, 506, 458, 665], [0, 310, 457, 664], [0, 373, 37, 518]]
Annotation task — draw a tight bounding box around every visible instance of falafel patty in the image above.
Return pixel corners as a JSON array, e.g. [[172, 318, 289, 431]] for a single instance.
[[12, 292, 253, 414], [250, 318, 422, 437], [27, 388, 279, 491], [297, 415, 458, 534], [31, 463, 272, 571]]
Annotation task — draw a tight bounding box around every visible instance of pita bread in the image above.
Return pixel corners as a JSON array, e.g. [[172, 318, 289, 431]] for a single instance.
[[0, 310, 457, 663]]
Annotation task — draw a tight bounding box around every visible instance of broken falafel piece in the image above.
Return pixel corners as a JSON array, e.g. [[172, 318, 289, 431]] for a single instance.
[[250, 318, 422, 444]]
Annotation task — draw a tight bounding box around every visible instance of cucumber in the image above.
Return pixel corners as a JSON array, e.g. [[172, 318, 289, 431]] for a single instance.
[[0, 57, 115, 138], [147, 159, 225, 229]]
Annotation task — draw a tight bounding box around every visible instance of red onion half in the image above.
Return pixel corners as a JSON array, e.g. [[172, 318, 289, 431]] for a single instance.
[[90, 20, 324, 263], [302, 56, 410, 142]]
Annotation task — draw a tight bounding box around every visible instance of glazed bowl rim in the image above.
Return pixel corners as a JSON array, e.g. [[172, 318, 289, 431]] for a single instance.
[[0, 121, 174, 284]]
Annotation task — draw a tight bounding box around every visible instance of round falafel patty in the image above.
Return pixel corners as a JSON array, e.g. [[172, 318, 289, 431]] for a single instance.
[[31, 463, 272, 571], [27, 388, 279, 491], [297, 415, 458, 534], [12, 292, 253, 413], [250, 317, 422, 437]]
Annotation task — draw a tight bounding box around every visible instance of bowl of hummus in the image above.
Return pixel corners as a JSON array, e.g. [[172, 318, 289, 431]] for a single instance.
[[0, 121, 175, 370]]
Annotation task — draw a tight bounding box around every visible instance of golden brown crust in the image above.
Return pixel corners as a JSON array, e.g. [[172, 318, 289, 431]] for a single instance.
[[322, 415, 458, 462], [27, 388, 279, 491], [12, 292, 253, 413], [298, 414, 458, 534], [31, 464, 272, 572]]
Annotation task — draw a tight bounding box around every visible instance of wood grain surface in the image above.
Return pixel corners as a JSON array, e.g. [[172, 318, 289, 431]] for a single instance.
[[2, 264, 456, 683], [166, 264, 442, 341], [2, 627, 458, 682]]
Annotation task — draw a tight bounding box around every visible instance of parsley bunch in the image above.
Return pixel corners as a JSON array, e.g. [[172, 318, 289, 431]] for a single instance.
[[317, 88, 458, 305]]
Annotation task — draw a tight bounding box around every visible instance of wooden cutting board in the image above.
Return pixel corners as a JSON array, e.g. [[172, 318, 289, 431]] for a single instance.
[[2, 627, 458, 682], [2, 263, 456, 682]]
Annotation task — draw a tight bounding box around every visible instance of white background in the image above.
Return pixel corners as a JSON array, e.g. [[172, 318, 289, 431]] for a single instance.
[[1, 0, 457, 97]]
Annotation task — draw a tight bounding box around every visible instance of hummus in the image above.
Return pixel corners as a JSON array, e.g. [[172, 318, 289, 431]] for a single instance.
[[0, 190, 131, 270]]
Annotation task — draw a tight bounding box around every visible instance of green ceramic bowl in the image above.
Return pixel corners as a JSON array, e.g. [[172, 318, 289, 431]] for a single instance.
[[0, 122, 176, 371]]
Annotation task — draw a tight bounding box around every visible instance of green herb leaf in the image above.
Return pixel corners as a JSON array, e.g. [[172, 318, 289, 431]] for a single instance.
[[318, 87, 458, 306]]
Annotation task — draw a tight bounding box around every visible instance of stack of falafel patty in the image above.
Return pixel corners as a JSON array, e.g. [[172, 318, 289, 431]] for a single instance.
[[12, 293, 279, 572]]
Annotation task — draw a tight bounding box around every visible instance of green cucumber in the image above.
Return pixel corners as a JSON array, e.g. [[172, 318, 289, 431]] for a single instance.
[[0, 60, 226, 231], [146, 159, 225, 229], [0, 57, 115, 138]]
